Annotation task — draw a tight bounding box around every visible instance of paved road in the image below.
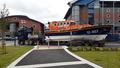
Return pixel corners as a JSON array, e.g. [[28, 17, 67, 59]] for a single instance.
[[15, 49, 95, 68], [16, 49, 79, 66]]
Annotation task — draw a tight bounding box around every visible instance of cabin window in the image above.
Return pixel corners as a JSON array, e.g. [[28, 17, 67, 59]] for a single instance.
[[64, 22, 66, 25], [67, 22, 69, 25], [71, 22, 75, 25], [60, 23, 62, 25], [54, 24, 56, 26]]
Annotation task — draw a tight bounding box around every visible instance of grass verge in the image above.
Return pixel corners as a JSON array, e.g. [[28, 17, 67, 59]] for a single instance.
[[70, 47, 120, 68], [0, 46, 32, 68]]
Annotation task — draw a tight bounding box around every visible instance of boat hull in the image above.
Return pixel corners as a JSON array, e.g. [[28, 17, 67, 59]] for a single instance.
[[45, 25, 112, 41], [45, 35, 107, 41]]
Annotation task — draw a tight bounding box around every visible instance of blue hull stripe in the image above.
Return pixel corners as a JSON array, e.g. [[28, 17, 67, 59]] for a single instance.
[[45, 26, 111, 36]]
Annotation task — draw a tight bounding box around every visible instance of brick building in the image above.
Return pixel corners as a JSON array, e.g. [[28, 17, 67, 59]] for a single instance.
[[0, 15, 44, 37], [64, 0, 120, 33]]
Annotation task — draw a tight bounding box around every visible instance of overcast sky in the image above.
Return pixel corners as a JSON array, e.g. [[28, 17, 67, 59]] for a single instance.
[[0, 0, 119, 25], [0, 0, 72, 25]]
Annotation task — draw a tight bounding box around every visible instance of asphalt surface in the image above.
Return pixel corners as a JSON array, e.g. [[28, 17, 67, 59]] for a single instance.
[[36, 64, 94, 68], [16, 49, 79, 66]]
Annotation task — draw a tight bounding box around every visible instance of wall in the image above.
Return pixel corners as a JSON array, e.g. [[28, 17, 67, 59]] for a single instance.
[[94, 8, 120, 26], [5, 16, 44, 33]]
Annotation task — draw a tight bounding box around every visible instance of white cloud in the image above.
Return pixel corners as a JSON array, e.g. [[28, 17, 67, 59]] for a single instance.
[[0, 0, 72, 25]]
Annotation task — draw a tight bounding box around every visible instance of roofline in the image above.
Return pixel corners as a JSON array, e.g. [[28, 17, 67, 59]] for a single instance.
[[100, 0, 120, 1], [64, 7, 72, 19], [68, 0, 78, 7], [6, 15, 44, 26]]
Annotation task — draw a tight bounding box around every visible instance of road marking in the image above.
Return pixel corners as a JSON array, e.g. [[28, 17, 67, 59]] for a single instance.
[[13, 61, 85, 68]]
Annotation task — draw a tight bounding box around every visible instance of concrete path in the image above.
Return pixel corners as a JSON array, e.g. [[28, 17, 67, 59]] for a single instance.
[[7, 45, 102, 68]]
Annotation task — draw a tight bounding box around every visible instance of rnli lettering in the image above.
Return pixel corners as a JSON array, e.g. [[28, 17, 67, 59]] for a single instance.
[[92, 30, 98, 33], [87, 30, 98, 34], [87, 31, 91, 34]]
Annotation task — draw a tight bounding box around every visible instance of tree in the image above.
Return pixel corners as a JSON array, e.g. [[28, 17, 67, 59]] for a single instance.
[[0, 4, 9, 54]]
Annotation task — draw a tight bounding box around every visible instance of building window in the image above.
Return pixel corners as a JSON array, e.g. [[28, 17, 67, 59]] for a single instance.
[[118, 14, 120, 18], [14, 17, 17, 20], [117, 9, 120, 13], [107, 20, 110, 23], [105, 19, 110, 24], [21, 20, 26, 24], [106, 8, 110, 12], [11, 17, 17, 21], [6, 24, 10, 30], [6, 18, 8, 21], [33, 25, 35, 28], [106, 14, 110, 18], [6, 18, 11, 21], [118, 20, 120, 23]]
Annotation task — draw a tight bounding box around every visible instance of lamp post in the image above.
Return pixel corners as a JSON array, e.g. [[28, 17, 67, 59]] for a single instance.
[[102, 1, 104, 25], [112, 1, 115, 34], [70, 31, 72, 46]]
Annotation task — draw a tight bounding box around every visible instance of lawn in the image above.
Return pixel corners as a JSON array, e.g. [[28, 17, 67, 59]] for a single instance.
[[71, 50, 120, 68], [0, 46, 32, 68]]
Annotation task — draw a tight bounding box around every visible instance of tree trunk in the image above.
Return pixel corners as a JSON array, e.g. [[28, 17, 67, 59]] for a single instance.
[[1, 32, 6, 54]]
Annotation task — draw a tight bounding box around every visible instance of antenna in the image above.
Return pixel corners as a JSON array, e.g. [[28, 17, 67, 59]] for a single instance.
[[102, 1, 104, 25]]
